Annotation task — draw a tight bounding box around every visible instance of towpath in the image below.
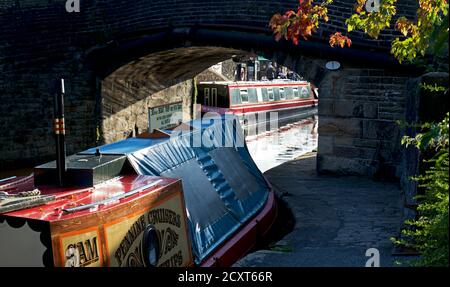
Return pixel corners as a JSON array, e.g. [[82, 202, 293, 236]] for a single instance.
[[234, 152, 407, 267]]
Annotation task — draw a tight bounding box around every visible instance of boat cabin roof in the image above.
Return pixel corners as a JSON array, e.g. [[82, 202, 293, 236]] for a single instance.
[[198, 80, 309, 88], [3, 175, 178, 222], [81, 117, 228, 156]]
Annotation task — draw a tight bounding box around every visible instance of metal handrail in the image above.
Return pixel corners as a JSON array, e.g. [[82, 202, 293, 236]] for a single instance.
[[62, 179, 163, 214]]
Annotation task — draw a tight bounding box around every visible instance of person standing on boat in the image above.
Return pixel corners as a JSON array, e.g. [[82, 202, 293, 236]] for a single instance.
[[266, 63, 275, 81]]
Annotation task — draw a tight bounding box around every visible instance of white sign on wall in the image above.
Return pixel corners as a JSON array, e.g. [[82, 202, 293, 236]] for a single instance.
[[210, 63, 222, 74], [148, 102, 183, 132], [325, 61, 341, 71]]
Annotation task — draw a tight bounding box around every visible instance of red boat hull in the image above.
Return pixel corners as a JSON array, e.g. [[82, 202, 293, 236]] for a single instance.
[[201, 189, 277, 267]]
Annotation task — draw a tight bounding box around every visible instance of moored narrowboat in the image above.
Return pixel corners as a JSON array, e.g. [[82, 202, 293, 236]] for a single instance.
[[197, 80, 318, 125], [0, 115, 277, 267]]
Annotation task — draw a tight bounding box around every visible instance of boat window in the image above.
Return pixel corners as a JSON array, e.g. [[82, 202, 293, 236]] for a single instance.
[[261, 88, 269, 102], [279, 88, 285, 100], [267, 88, 274, 101], [248, 88, 258, 103], [299, 86, 310, 98], [293, 87, 300, 98], [273, 87, 280, 101], [256, 87, 263, 102], [216, 87, 229, 108], [211, 88, 218, 106], [240, 89, 249, 103], [230, 88, 242, 105], [204, 88, 210, 106], [285, 87, 294, 100]]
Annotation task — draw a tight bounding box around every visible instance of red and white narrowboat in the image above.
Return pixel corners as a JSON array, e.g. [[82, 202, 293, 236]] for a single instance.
[[197, 80, 318, 124]]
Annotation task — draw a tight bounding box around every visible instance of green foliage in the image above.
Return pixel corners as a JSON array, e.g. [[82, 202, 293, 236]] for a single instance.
[[193, 76, 198, 119], [420, 83, 448, 93], [96, 125, 101, 144], [391, 36, 420, 64], [395, 113, 449, 266], [270, 1, 449, 65], [401, 114, 449, 150], [346, 0, 397, 38], [428, 13, 449, 57], [344, 0, 449, 64], [392, 0, 449, 63]]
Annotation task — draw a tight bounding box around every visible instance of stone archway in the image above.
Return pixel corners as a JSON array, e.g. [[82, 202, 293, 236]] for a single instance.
[[92, 36, 419, 180], [0, 1, 421, 177]]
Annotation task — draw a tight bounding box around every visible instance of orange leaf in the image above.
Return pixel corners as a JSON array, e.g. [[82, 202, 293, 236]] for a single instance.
[[329, 32, 352, 48]]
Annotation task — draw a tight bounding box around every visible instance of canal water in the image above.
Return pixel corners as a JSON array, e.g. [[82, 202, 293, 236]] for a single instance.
[[0, 114, 319, 179], [246, 115, 318, 173]]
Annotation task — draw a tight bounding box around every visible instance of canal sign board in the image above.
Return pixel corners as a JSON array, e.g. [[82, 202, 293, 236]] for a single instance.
[[148, 102, 183, 132]]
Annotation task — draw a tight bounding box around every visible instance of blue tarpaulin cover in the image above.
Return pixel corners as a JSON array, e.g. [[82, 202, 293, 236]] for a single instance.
[[80, 115, 270, 264]]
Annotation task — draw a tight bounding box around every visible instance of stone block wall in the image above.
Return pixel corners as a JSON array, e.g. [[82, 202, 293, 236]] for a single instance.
[[0, 62, 99, 170], [316, 66, 412, 178], [0, 0, 420, 174]]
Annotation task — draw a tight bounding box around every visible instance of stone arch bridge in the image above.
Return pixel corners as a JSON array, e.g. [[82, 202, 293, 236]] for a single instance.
[[0, 0, 422, 180]]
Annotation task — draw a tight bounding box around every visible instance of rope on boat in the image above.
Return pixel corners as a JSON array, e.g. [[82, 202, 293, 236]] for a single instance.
[[0, 175, 46, 213], [0, 174, 34, 193], [16, 189, 41, 197], [0, 189, 40, 198], [0, 194, 55, 214]]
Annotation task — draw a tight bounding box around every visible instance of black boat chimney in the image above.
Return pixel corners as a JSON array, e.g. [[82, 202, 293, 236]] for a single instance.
[[53, 78, 67, 186]]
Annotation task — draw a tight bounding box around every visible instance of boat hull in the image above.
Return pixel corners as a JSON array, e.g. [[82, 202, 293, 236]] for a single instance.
[[0, 176, 194, 267], [202, 102, 318, 136], [200, 189, 277, 267], [0, 115, 279, 267]]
